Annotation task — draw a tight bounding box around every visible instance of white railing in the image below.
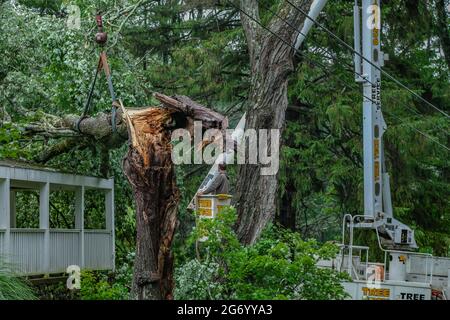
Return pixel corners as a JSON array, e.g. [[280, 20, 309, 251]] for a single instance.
[[49, 229, 81, 273], [0, 229, 113, 275], [10, 229, 46, 274], [1, 165, 115, 276], [85, 230, 113, 270]]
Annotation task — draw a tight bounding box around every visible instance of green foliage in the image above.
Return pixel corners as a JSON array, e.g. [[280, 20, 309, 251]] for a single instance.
[[34, 281, 80, 300], [0, 258, 36, 300], [174, 207, 349, 300], [79, 251, 133, 300], [0, 123, 29, 159], [15, 190, 40, 228]]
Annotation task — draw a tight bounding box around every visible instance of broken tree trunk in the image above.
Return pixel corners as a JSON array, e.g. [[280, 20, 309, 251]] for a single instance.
[[123, 107, 179, 300], [121, 94, 227, 300]]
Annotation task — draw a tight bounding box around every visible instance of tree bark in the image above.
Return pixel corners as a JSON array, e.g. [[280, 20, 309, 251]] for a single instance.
[[234, 0, 314, 245], [122, 107, 179, 300], [120, 94, 227, 300]]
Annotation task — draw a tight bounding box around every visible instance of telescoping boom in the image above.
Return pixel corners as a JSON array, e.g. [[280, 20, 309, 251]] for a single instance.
[[352, 0, 416, 250]]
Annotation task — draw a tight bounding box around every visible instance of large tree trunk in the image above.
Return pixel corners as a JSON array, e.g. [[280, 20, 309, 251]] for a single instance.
[[120, 96, 227, 299], [122, 108, 179, 300], [234, 0, 314, 245]]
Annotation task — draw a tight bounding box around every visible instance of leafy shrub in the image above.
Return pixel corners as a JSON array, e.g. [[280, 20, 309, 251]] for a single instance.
[[34, 281, 80, 300], [80, 271, 128, 300], [174, 207, 349, 300], [80, 252, 134, 300]]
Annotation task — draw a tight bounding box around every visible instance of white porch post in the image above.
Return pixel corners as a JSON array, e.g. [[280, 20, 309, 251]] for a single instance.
[[105, 187, 115, 271], [0, 178, 11, 258], [10, 190, 16, 228], [75, 186, 85, 269], [39, 182, 50, 273]]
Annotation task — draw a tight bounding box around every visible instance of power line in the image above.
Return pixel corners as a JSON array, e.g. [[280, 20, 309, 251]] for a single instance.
[[383, 111, 450, 152], [258, 0, 449, 145], [257, 0, 448, 148], [257, 0, 422, 118], [223, 0, 450, 152], [283, 0, 450, 119]]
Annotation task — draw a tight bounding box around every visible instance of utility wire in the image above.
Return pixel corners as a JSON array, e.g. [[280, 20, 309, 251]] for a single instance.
[[383, 112, 450, 152], [256, 0, 449, 150], [223, 0, 450, 152], [258, 0, 449, 146], [284, 0, 450, 119], [257, 0, 422, 118]]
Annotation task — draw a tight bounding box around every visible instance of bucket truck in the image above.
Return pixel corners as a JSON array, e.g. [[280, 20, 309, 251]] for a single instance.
[[189, 0, 450, 300]]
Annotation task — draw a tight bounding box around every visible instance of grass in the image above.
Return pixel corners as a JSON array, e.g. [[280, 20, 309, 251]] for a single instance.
[[0, 257, 36, 300]]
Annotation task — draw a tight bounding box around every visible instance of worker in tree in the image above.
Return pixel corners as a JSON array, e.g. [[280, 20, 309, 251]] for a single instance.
[[198, 163, 229, 195]]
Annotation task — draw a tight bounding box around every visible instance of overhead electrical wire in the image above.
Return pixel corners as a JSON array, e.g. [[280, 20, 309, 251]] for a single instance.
[[284, 0, 450, 119], [256, 0, 450, 150], [256, 0, 422, 118], [222, 0, 450, 152]]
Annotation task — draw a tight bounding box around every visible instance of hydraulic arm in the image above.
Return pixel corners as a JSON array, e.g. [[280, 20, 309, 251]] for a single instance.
[[353, 0, 416, 249]]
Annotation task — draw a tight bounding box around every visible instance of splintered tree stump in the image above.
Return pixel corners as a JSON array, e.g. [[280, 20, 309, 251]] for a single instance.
[[121, 94, 228, 300], [123, 108, 178, 300]]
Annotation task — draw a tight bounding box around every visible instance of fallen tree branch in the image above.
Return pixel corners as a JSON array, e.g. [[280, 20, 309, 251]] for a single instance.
[[17, 92, 229, 300]]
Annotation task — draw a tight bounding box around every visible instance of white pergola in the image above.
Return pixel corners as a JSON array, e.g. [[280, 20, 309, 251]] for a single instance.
[[0, 160, 115, 276]]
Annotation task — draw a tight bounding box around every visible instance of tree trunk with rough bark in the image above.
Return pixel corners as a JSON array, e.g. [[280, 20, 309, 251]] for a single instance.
[[123, 107, 179, 300], [234, 0, 314, 245], [120, 95, 227, 299]]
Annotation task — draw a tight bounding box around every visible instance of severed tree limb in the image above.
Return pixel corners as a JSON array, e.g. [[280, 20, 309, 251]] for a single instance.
[[154, 93, 229, 133], [23, 109, 128, 142], [24, 93, 227, 145], [24, 92, 230, 166], [24, 109, 128, 165]]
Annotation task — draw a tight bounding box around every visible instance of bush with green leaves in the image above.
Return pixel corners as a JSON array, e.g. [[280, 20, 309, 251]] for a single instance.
[[80, 270, 128, 300], [174, 207, 350, 300], [80, 252, 133, 300]]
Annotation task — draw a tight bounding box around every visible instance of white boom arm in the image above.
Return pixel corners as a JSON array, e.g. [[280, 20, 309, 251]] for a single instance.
[[354, 0, 416, 249], [295, 0, 329, 50]]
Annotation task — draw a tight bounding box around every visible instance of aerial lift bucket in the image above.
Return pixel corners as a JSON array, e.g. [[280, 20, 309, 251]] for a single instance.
[[196, 194, 233, 219]]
